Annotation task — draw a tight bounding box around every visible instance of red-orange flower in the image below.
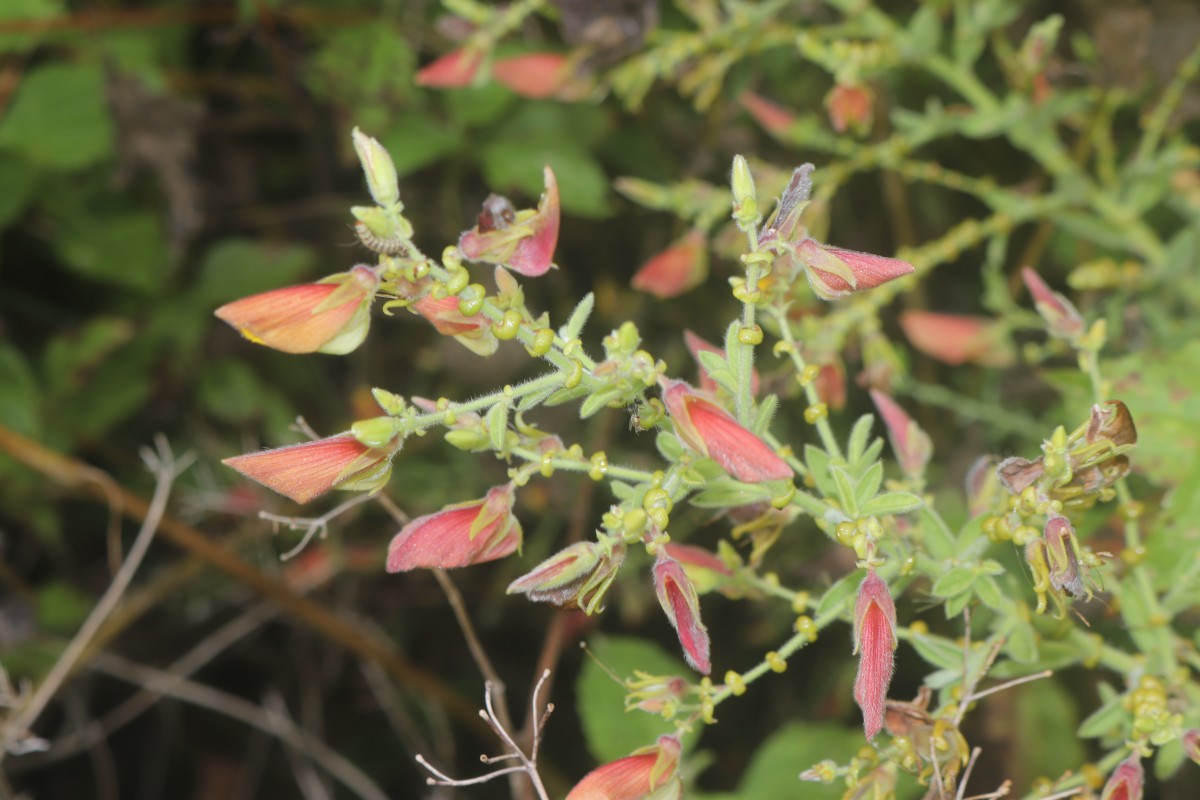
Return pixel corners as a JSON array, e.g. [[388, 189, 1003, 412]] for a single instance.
[[1100, 756, 1144, 800], [459, 166, 560, 277], [386, 484, 521, 571], [565, 735, 682, 800], [869, 390, 932, 478], [825, 82, 874, 135], [410, 294, 498, 356], [683, 330, 760, 395], [215, 265, 379, 355], [853, 569, 897, 741], [491, 52, 570, 99], [738, 90, 797, 135], [631, 229, 709, 298], [223, 432, 400, 504], [653, 551, 711, 674], [415, 48, 483, 88], [661, 379, 792, 483], [662, 542, 732, 595], [898, 310, 1014, 367]]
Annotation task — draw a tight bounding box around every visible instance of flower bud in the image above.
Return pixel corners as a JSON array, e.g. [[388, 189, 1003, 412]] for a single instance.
[[1022, 267, 1085, 339], [507, 536, 626, 614], [730, 155, 756, 215], [1183, 728, 1200, 764], [853, 569, 897, 741], [351, 128, 399, 208], [654, 552, 711, 674], [869, 389, 932, 478], [386, 485, 521, 571], [661, 543, 732, 595], [491, 52, 574, 99]]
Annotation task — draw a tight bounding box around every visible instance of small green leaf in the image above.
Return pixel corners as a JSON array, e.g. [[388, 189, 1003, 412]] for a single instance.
[[846, 414, 874, 466], [815, 571, 861, 620], [486, 402, 509, 451], [830, 465, 858, 516], [943, 590, 974, 618], [804, 444, 837, 497], [907, 630, 964, 671], [0, 343, 40, 437], [854, 461, 884, 510], [751, 394, 778, 436], [1002, 617, 1039, 663], [932, 566, 977, 598], [578, 385, 623, 419], [1076, 693, 1127, 739], [973, 575, 1004, 610], [688, 479, 772, 509], [656, 431, 684, 461], [791, 488, 834, 521], [0, 63, 114, 169], [861, 491, 923, 517], [559, 292, 594, 341], [918, 507, 958, 560]]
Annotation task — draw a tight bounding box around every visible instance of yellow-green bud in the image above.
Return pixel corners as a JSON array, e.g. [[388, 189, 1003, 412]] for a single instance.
[[351, 127, 400, 208]]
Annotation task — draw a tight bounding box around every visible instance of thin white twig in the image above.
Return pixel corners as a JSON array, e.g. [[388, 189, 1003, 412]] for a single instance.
[[957, 747, 982, 800], [2, 436, 192, 758], [263, 692, 330, 800], [261, 493, 375, 561], [966, 670, 1053, 704]]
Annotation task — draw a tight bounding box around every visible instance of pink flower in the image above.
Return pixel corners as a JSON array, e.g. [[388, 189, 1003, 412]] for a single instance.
[[631, 229, 709, 298], [507, 537, 626, 614], [898, 310, 1014, 367], [1100, 756, 1144, 800], [565, 735, 682, 800], [661, 379, 793, 483], [410, 294, 498, 356], [683, 330, 760, 395], [386, 484, 522, 571], [459, 166, 560, 277], [853, 569, 897, 741], [1022, 267, 1085, 339], [662, 543, 732, 595], [869, 390, 932, 478], [738, 90, 797, 135], [491, 52, 571, 99], [415, 48, 483, 88], [653, 552, 711, 674], [223, 432, 400, 504], [1184, 729, 1200, 764], [815, 359, 846, 410], [214, 265, 379, 355], [793, 238, 914, 301], [825, 82, 874, 135]]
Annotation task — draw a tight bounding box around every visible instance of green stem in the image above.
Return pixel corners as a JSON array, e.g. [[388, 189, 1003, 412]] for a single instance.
[[769, 304, 843, 460]]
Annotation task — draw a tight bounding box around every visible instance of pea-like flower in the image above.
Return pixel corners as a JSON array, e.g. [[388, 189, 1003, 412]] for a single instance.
[[631, 230, 709, 299], [459, 166, 560, 277], [223, 431, 400, 504], [869, 389, 932, 479], [853, 569, 897, 741], [415, 48, 483, 88], [653, 551, 711, 675], [215, 265, 379, 355], [660, 379, 792, 484], [386, 484, 521, 571], [565, 735, 682, 800], [1100, 756, 1143, 800], [1022, 267, 1085, 339], [898, 310, 1014, 367]]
